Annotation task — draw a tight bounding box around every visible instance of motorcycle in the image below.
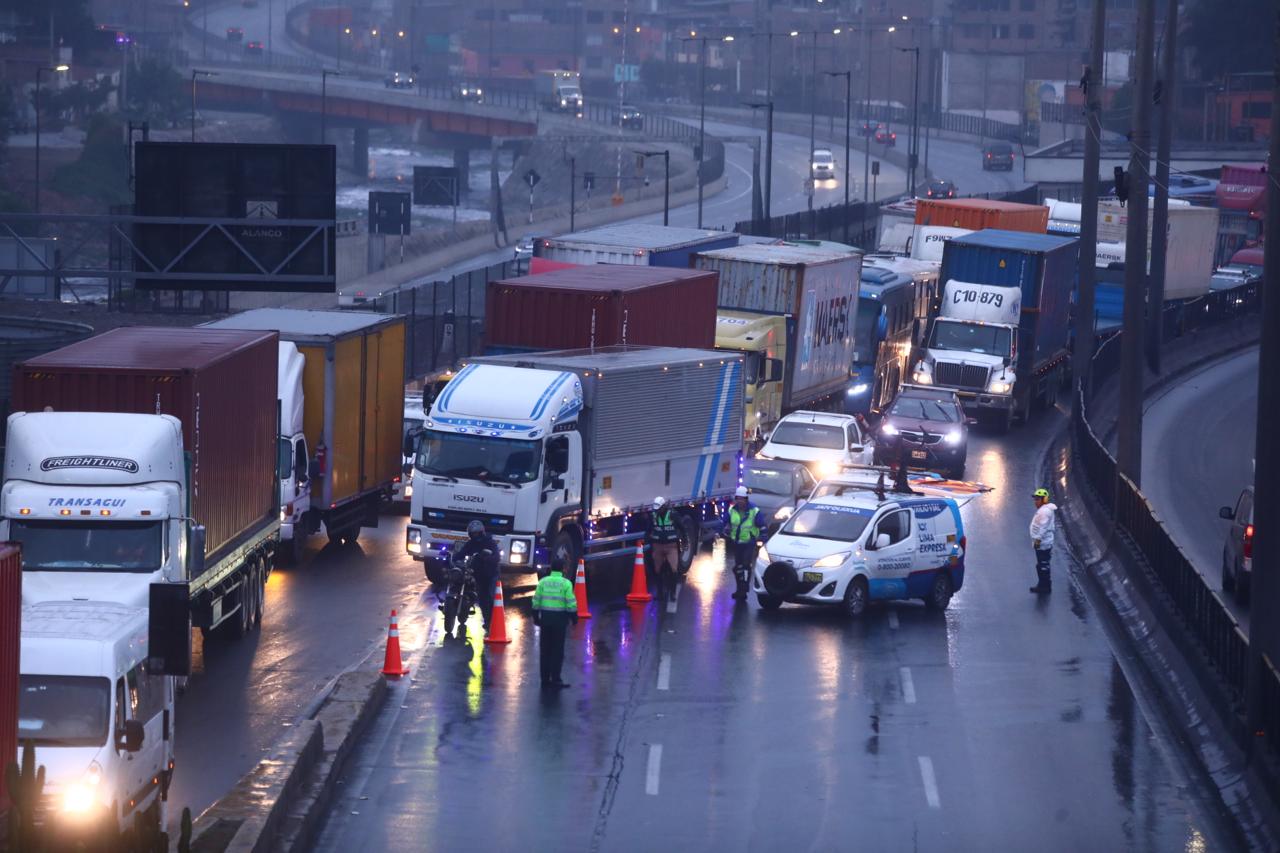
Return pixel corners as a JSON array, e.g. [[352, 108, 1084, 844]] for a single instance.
[[441, 550, 487, 637]]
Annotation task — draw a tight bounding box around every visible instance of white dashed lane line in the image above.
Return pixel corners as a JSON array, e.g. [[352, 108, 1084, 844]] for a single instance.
[[900, 666, 916, 704], [888, 610, 900, 630], [646, 745, 663, 796], [657, 653, 672, 691], [918, 756, 941, 809]]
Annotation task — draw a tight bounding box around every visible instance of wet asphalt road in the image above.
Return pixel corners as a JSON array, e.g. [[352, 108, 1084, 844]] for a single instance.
[[307, 409, 1235, 852], [1140, 347, 1257, 633]]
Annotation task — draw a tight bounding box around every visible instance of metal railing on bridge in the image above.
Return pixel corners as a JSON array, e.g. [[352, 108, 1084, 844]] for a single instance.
[[1072, 279, 1278, 764]]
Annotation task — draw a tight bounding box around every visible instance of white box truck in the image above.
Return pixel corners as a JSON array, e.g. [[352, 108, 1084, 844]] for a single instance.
[[536, 70, 583, 114], [405, 346, 744, 578], [18, 601, 175, 840]]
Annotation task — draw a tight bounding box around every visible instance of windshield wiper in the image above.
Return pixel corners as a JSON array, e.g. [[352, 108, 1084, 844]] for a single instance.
[[418, 466, 459, 483], [479, 479, 517, 489]]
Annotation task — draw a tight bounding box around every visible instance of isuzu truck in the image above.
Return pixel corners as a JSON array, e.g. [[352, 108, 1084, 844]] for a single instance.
[[3, 327, 279, 640], [911, 230, 1078, 431], [405, 346, 744, 579]]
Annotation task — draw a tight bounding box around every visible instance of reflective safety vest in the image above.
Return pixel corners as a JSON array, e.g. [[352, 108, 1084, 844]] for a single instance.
[[727, 504, 760, 543], [651, 509, 679, 543], [532, 570, 577, 612]]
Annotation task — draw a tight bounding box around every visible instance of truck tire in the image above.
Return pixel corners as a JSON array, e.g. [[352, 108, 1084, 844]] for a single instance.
[[675, 513, 698, 572], [251, 559, 266, 628]]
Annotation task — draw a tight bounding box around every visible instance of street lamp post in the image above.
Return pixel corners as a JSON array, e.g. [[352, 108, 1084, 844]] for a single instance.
[[321, 69, 341, 143], [34, 64, 69, 215], [898, 46, 921, 192], [190, 69, 216, 142], [338, 26, 351, 71], [681, 32, 730, 229], [745, 100, 774, 222], [824, 70, 851, 243], [637, 149, 671, 225]]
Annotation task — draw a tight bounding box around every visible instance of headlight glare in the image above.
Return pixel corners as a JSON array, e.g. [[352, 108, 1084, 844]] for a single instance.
[[814, 551, 850, 568], [881, 422, 899, 436], [944, 429, 962, 445]]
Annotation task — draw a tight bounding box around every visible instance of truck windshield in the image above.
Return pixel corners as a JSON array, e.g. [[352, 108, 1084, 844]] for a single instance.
[[11, 520, 165, 572], [780, 504, 872, 541], [770, 422, 845, 449], [18, 675, 111, 747], [415, 429, 540, 484], [930, 319, 1012, 357], [853, 299, 882, 365]]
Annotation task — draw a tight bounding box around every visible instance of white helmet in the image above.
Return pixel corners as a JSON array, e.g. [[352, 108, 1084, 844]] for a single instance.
[[653, 496, 667, 509], [735, 486, 749, 498]]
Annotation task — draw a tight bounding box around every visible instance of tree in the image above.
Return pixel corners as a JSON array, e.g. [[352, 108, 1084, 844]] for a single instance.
[[125, 58, 185, 127], [51, 113, 129, 206], [1183, 0, 1275, 81], [0, 0, 96, 56]]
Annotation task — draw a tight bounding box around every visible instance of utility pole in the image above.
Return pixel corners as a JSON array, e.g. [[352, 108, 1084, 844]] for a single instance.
[[1147, 0, 1178, 373], [1246, 0, 1280, 762], [823, 70, 851, 243], [570, 156, 576, 232], [1074, 0, 1106, 408], [1117, 0, 1156, 485], [899, 46, 921, 192], [698, 37, 707, 228], [862, 12, 872, 207]]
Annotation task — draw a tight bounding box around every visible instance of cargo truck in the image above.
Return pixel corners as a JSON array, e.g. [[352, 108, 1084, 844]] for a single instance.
[[19, 601, 175, 840], [484, 265, 719, 353], [914, 198, 1049, 234], [0, 544, 16, 810], [404, 347, 744, 578], [204, 309, 407, 553], [3, 327, 279, 639], [911, 230, 1078, 431], [695, 243, 862, 437], [535, 223, 739, 268], [536, 69, 583, 114]]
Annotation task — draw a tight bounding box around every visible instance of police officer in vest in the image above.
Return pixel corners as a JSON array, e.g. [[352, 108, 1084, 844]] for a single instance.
[[649, 497, 681, 603], [725, 486, 761, 600], [532, 558, 579, 688]]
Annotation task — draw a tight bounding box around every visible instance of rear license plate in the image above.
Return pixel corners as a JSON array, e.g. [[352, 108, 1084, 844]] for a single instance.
[[911, 450, 928, 460], [802, 571, 823, 583]]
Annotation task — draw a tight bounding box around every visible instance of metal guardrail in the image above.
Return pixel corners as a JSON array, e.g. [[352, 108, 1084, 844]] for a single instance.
[[1072, 279, 1278, 761]]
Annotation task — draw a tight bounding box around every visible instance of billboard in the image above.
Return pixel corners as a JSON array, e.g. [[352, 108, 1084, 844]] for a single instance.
[[133, 142, 336, 293]]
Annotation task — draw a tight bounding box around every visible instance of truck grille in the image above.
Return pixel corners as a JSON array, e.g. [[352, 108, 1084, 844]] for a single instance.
[[934, 362, 989, 390], [421, 508, 515, 535]]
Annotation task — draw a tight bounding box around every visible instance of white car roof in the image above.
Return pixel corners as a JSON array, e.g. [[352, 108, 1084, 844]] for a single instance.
[[777, 410, 856, 428]]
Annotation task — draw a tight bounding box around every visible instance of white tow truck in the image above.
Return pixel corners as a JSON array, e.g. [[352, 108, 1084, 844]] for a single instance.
[[405, 347, 745, 579]]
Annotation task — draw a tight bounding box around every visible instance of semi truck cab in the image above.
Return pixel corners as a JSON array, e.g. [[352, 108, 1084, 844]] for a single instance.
[[912, 280, 1020, 419], [715, 311, 785, 444], [1, 412, 191, 608], [406, 363, 584, 576]]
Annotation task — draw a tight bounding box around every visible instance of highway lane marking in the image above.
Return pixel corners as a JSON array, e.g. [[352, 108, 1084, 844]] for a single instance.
[[900, 666, 916, 704], [657, 653, 672, 690], [918, 756, 941, 809], [888, 610, 900, 629], [646, 744, 663, 795]]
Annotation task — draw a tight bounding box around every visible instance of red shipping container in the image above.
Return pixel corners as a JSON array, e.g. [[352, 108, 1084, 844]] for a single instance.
[[13, 328, 278, 564], [914, 198, 1049, 233], [484, 265, 719, 352], [0, 544, 17, 811]]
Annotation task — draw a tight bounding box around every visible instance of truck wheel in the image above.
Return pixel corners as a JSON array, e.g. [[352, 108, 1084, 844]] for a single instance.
[[675, 513, 698, 571], [252, 560, 266, 628], [551, 529, 582, 572]]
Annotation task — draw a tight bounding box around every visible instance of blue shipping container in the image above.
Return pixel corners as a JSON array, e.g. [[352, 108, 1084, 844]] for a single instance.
[[939, 229, 1080, 372]]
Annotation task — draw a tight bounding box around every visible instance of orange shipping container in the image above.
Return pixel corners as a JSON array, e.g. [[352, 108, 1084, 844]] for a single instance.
[[914, 198, 1049, 234]]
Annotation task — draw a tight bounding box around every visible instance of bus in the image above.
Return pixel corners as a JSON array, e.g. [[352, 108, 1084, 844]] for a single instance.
[[846, 256, 941, 417]]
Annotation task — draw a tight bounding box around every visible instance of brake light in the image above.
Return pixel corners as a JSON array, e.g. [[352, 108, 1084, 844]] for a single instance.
[[1244, 523, 1254, 559], [986, 153, 992, 158]]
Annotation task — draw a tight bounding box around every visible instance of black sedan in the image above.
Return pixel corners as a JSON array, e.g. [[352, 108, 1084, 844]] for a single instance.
[[742, 459, 817, 534], [873, 387, 971, 479], [925, 179, 958, 199], [618, 105, 644, 129]]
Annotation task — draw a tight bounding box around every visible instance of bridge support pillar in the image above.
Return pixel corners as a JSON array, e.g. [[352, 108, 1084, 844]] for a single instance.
[[353, 126, 370, 177], [453, 148, 471, 200]]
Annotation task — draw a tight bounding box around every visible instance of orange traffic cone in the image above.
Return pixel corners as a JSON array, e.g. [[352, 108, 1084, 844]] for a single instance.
[[574, 559, 592, 620], [625, 541, 653, 603], [485, 578, 512, 645], [381, 609, 410, 677]]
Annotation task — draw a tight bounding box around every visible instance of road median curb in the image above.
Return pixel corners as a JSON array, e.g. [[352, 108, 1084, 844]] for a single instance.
[[189, 670, 388, 852]]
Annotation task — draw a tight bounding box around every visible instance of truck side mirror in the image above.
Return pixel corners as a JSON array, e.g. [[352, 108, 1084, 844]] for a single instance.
[[766, 358, 784, 382], [149, 583, 192, 677], [1219, 506, 1235, 520], [403, 427, 424, 458], [188, 525, 206, 581], [120, 719, 145, 753], [308, 458, 321, 480]]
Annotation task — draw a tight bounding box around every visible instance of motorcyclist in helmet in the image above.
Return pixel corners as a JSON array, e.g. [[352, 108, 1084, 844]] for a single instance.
[[456, 520, 500, 630]]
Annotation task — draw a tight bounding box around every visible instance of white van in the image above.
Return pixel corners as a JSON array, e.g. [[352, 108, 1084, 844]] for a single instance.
[[754, 485, 966, 616], [18, 602, 174, 840], [758, 411, 875, 479]]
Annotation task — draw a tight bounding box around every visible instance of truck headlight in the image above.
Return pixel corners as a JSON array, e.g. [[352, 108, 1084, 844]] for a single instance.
[[815, 459, 841, 478], [987, 378, 1012, 394], [63, 763, 103, 814], [881, 422, 899, 436], [813, 551, 850, 568], [510, 539, 529, 565], [561, 98, 567, 106], [944, 429, 963, 445], [847, 382, 869, 396], [912, 371, 932, 384], [406, 528, 422, 554]]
